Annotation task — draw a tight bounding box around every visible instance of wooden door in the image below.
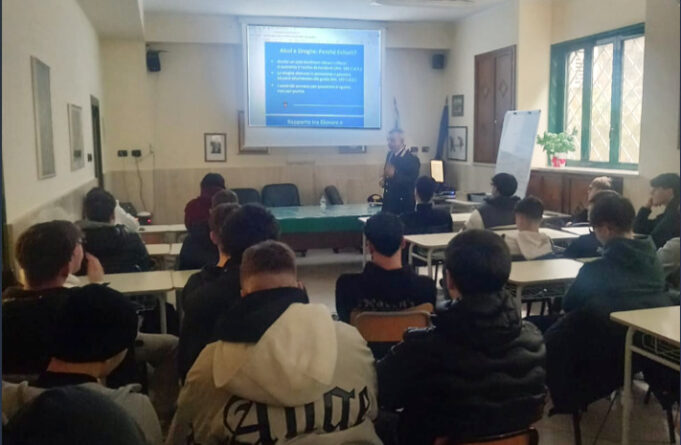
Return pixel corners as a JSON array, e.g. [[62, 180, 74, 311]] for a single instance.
[[474, 45, 516, 164]]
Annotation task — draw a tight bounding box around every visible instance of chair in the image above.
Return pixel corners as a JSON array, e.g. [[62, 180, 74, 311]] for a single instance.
[[324, 185, 344, 205], [434, 428, 539, 445], [232, 188, 261, 205], [352, 304, 433, 343], [262, 183, 301, 207]]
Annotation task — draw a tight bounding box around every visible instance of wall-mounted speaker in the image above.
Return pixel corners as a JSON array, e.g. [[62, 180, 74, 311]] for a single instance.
[[432, 54, 446, 70], [146, 50, 161, 72]]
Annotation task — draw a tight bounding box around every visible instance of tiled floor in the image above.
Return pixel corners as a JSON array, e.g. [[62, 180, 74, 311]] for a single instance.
[[296, 249, 679, 445]]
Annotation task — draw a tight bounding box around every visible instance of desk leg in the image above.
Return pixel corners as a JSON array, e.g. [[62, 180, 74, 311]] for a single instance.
[[362, 233, 367, 267], [158, 293, 168, 334], [621, 327, 634, 445], [408, 243, 414, 267], [516, 286, 523, 316], [427, 249, 433, 279]]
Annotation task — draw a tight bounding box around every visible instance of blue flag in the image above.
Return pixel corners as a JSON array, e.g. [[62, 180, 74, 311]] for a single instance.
[[435, 99, 449, 160]]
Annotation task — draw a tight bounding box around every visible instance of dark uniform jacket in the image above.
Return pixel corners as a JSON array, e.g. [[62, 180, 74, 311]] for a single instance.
[[383, 149, 420, 215]]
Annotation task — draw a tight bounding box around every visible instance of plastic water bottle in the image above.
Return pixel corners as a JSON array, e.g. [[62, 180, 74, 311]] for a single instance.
[[320, 195, 327, 210]]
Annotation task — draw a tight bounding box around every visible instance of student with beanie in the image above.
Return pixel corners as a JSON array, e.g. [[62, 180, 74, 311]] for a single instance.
[[400, 176, 453, 234], [169, 241, 381, 445], [31, 284, 162, 445], [464, 173, 520, 230], [634, 173, 681, 248], [178, 204, 280, 380], [504, 196, 554, 260]]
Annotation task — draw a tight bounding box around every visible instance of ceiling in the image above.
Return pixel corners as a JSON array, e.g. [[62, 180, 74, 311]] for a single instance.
[[142, 0, 508, 22]]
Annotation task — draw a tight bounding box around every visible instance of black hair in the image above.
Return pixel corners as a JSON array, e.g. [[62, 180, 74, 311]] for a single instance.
[[416, 176, 437, 203], [241, 240, 296, 281], [200, 173, 226, 190], [589, 194, 635, 233], [445, 230, 511, 295], [220, 204, 280, 263], [514, 196, 544, 221], [491, 173, 518, 197], [16, 221, 82, 287], [365, 213, 404, 257], [650, 173, 680, 199], [84, 188, 116, 223]]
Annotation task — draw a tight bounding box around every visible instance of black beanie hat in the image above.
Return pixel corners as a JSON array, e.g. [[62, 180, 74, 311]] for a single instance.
[[492, 173, 518, 197], [51, 284, 138, 363]]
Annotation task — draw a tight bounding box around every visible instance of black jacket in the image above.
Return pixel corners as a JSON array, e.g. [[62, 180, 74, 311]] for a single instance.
[[177, 260, 241, 381], [2, 287, 71, 374], [335, 262, 436, 324], [634, 200, 681, 248], [563, 232, 601, 259], [563, 237, 674, 316], [383, 150, 420, 215], [477, 195, 521, 228], [400, 203, 453, 235], [376, 292, 546, 445], [78, 222, 152, 273], [177, 223, 218, 271]]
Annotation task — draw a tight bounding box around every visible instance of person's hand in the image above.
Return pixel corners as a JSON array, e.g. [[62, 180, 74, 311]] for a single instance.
[[85, 253, 105, 283], [379, 177, 385, 188], [645, 197, 654, 209]]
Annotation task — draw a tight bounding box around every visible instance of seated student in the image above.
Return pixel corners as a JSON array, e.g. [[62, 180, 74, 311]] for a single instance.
[[634, 173, 681, 248], [178, 204, 280, 381], [658, 237, 680, 289], [572, 176, 613, 223], [335, 213, 436, 324], [400, 176, 453, 234], [3, 221, 179, 425], [78, 188, 152, 273], [168, 241, 381, 445], [184, 173, 225, 229], [464, 173, 520, 230], [376, 230, 546, 445], [563, 193, 675, 315], [211, 188, 239, 207], [563, 190, 620, 259], [3, 386, 148, 445], [504, 196, 553, 260], [32, 284, 162, 445]]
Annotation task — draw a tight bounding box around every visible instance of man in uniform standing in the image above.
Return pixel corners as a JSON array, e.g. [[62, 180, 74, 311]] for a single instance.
[[381, 128, 420, 215]]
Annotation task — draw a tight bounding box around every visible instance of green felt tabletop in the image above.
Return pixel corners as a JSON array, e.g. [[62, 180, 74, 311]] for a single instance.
[[269, 204, 381, 233]]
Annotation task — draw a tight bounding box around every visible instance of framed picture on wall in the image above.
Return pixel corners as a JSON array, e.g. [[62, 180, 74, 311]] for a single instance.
[[451, 95, 464, 117], [31, 56, 56, 179], [204, 133, 227, 162], [238, 110, 269, 154], [447, 126, 467, 161], [68, 104, 85, 171]]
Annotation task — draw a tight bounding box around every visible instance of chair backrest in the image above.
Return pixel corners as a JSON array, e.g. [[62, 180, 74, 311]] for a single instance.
[[232, 188, 261, 205], [353, 304, 433, 343], [434, 428, 538, 445], [324, 185, 344, 205], [262, 183, 301, 207]]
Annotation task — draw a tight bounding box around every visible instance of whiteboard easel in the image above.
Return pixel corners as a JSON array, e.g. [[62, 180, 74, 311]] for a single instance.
[[494, 110, 541, 198]]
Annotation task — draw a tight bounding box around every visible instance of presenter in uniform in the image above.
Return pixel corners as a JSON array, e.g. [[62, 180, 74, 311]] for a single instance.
[[381, 128, 420, 215]]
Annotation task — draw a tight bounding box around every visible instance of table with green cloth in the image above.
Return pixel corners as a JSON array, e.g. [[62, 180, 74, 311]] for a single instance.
[[269, 204, 381, 251]]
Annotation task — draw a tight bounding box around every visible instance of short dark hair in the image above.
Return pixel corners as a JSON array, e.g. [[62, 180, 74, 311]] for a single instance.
[[365, 213, 404, 257], [416, 176, 437, 203], [209, 203, 240, 235], [52, 284, 138, 363], [588, 189, 620, 205], [200, 173, 225, 190], [241, 240, 296, 282], [514, 196, 544, 221], [445, 230, 511, 295], [84, 188, 116, 222], [16, 221, 82, 286], [220, 204, 280, 263], [589, 194, 635, 233], [651, 173, 680, 199], [491, 173, 518, 197], [211, 189, 239, 208]]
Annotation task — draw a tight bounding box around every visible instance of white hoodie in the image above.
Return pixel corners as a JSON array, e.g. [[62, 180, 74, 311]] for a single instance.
[[504, 230, 554, 260], [167, 302, 382, 445]]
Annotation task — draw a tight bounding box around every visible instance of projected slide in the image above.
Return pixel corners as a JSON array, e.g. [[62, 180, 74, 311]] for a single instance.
[[247, 25, 382, 129]]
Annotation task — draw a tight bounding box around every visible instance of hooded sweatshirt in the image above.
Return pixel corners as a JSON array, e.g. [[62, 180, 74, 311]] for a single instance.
[[563, 237, 674, 315], [77, 220, 152, 273], [185, 186, 224, 229], [465, 195, 521, 230], [168, 287, 381, 445], [504, 230, 554, 260]]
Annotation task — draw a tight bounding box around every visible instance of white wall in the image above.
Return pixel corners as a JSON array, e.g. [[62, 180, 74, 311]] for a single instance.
[[2, 0, 102, 223], [444, 0, 519, 192]]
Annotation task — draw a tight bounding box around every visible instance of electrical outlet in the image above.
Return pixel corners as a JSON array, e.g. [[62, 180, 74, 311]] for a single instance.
[[117, 150, 128, 157], [131, 149, 142, 158], [421, 146, 430, 153], [87, 153, 93, 162]]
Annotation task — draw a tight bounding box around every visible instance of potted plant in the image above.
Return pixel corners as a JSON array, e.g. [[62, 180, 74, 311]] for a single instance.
[[536, 129, 578, 168]]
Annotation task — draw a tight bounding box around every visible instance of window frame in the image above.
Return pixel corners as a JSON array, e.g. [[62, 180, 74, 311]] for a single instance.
[[548, 23, 645, 171]]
